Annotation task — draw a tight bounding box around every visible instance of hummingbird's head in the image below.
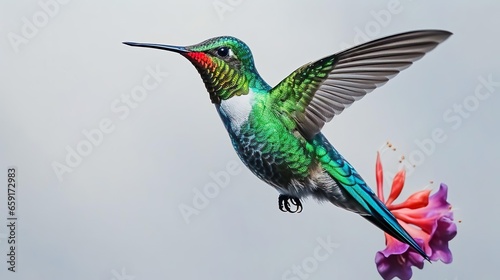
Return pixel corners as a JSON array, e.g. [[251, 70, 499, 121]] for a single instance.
[[124, 36, 268, 104]]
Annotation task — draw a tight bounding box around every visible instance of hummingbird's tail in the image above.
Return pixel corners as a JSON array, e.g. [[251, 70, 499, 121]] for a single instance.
[[330, 177, 430, 261], [327, 164, 430, 261], [313, 134, 430, 261]]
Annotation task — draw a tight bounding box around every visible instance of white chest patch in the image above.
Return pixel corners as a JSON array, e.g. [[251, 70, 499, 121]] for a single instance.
[[218, 91, 254, 134]]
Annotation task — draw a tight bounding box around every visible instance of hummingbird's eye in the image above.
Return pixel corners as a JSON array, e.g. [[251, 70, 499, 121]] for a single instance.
[[216, 47, 230, 57]]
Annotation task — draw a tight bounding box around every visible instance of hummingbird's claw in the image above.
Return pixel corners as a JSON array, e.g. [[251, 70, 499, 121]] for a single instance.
[[290, 197, 303, 213], [278, 195, 288, 213], [278, 195, 303, 213]]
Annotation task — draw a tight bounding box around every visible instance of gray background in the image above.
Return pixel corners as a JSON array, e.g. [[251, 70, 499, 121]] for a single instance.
[[1, 0, 498, 279]]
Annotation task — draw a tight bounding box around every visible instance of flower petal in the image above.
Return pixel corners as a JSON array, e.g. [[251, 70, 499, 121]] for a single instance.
[[393, 211, 438, 235], [376, 152, 384, 202], [376, 235, 426, 280], [382, 233, 410, 256], [429, 216, 457, 263], [388, 190, 431, 211], [386, 169, 406, 205], [428, 184, 453, 217], [410, 184, 452, 219], [376, 251, 414, 280]]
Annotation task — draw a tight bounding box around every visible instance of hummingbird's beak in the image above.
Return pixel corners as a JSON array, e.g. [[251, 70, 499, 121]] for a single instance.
[[122, 42, 189, 53]]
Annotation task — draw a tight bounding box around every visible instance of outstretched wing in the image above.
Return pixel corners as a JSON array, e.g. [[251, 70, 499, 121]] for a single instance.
[[270, 30, 452, 139]]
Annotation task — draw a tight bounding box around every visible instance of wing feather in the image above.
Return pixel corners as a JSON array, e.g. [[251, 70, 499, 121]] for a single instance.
[[270, 30, 452, 139]]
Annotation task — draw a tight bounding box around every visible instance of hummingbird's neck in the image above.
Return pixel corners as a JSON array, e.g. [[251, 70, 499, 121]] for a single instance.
[[211, 71, 270, 104], [213, 62, 271, 136], [215, 87, 265, 137], [248, 69, 271, 92], [187, 51, 270, 104]]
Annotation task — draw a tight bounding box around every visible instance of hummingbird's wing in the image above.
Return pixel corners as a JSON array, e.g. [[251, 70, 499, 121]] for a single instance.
[[269, 30, 451, 139]]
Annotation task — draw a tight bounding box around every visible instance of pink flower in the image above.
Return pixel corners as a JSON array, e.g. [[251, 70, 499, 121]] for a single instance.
[[374, 152, 457, 280]]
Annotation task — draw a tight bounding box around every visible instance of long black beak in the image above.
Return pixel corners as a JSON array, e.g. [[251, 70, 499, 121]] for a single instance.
[[122, 42, 189, 53]]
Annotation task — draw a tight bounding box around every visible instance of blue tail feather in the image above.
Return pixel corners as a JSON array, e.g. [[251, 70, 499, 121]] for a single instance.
[[315, 134, 430, 261]]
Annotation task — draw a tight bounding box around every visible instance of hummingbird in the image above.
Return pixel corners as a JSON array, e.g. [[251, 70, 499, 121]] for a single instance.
[[124, 30, 451, 260]]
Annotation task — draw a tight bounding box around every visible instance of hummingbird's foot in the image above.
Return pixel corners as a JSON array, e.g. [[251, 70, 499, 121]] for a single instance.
[[278, 195, 303, 213]]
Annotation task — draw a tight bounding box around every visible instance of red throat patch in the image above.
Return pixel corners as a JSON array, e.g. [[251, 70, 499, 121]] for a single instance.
[[184, 52, 215, 70]]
